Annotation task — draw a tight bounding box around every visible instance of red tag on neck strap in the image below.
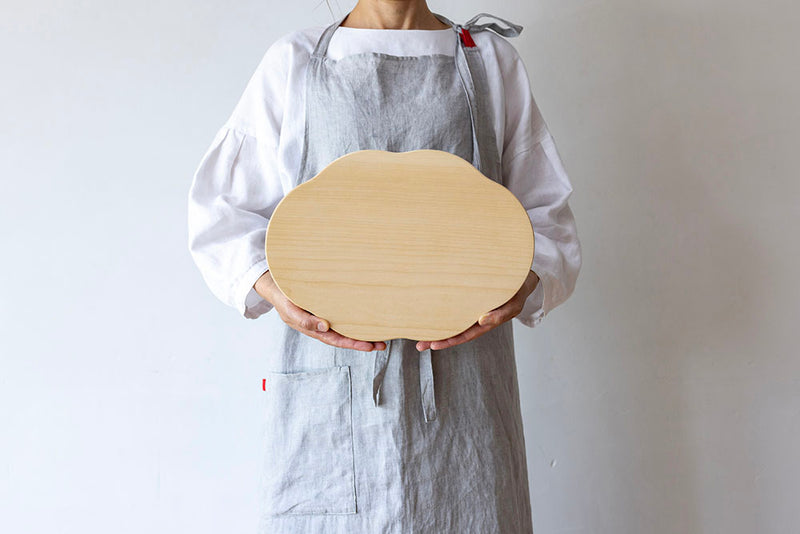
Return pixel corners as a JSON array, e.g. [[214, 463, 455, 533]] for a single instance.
[[459, 28, 476, 48]]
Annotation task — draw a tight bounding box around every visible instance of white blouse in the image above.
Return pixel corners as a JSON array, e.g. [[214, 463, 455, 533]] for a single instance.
[[187, 23, 581, 329]]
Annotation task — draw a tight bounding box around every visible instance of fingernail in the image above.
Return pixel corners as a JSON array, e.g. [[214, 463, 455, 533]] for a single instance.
[[317, 322, 326, 331]]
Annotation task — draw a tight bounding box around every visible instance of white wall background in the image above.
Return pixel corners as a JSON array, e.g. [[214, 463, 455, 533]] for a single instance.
[[2, 1, 798, 532]]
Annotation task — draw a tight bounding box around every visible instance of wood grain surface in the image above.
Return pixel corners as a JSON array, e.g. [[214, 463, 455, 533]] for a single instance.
[[265, 149, 534, 342]]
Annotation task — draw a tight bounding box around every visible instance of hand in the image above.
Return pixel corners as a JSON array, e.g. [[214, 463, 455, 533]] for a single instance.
[[254, 270, 387, 352], [415, 270, 540, 352]]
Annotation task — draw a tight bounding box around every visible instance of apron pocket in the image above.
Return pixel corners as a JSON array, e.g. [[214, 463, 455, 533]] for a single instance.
[[261, 365, 357, 515]]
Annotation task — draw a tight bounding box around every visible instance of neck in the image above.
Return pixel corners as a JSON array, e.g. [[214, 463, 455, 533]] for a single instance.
[[341, 0, 449, 30]]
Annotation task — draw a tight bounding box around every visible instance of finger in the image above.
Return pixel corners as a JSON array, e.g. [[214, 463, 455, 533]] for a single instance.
[[282, 300, 329, 333], [478, 306, 516, 327], [435, 324, 490, 349], [312, 330, 373, 351], [478, 311, 497, 327], [420, 304, 516, 350], [417, 319, 495, 351], [477, 300, 514, 326], [312, 328, 388, 352], [276, 298, 385, 351], [308, 328, 369, 351], [419, 299, 524, 351], [416, 340, 430, 351], [281, 303, 370, 350], [429, 322, 495, 350]]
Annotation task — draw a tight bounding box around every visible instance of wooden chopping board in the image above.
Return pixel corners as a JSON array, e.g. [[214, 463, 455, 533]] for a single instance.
[[265, 149, 534, 342]]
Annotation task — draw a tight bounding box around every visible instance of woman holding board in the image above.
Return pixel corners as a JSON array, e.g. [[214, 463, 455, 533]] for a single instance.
[[188, 1, 581, 532]]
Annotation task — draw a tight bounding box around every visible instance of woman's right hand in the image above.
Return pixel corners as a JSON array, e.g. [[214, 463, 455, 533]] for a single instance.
[[254, 270, 386, 352]]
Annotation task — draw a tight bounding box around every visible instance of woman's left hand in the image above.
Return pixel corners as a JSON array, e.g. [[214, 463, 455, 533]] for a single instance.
[[415, 270, 540, 351]]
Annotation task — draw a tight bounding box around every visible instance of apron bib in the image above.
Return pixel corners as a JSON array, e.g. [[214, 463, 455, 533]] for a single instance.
[[260, 12, 534, 534]]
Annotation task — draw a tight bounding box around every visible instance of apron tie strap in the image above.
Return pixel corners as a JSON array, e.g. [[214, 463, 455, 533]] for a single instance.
[[372, 339, 392, 406], [419, 348, 437, 423], [462, 13, 523, 37], [432, 12, 523, 39], [372, 340, 437, 423]]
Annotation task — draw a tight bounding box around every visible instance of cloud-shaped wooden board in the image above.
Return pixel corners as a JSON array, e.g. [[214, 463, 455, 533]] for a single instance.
[[265, 149, 534, 342]]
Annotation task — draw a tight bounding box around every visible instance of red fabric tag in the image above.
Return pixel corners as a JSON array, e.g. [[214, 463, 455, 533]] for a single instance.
[[459, 28, 476, 48]]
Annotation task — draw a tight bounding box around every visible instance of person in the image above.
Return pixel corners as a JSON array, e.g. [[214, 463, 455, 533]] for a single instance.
[[187, 1, 581, 532]]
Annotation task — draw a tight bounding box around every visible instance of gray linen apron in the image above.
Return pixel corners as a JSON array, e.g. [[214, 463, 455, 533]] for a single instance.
[[258, 12, 534, 534]]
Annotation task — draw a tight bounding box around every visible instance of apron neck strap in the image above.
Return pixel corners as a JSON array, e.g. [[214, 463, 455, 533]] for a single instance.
[[312, 11, 523, 59], [312, 12, 350, 59]]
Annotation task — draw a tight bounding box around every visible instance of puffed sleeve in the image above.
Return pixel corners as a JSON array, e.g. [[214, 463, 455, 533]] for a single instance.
[[187, 41, 288, 319], [500, 48, 582, 328]]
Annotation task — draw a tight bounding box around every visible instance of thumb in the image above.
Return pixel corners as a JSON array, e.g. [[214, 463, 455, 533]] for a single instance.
[[478, 312, 495, 326]]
